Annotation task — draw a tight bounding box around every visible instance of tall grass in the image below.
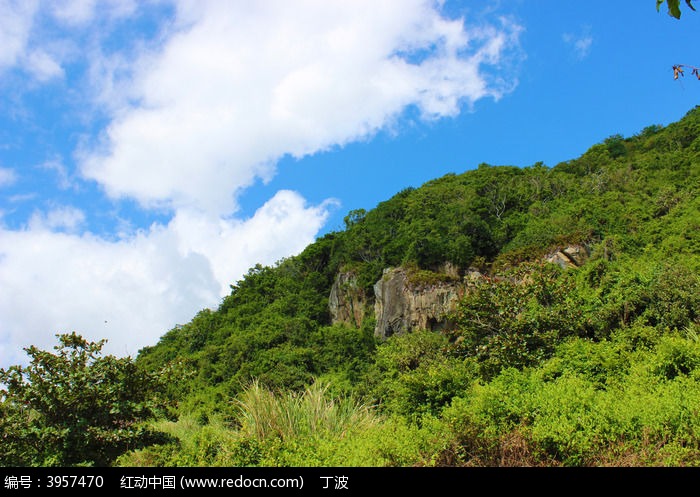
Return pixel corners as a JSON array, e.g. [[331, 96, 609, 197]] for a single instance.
[[234, 380, 378, 442], [115, 380, 391, 466]]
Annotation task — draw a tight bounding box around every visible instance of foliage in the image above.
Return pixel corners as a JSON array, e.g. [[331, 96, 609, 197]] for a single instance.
[[0, 333, 170, 467], [657, 0, 696, 19], [369, 330, 477, 422], [442, 327, 700, 466], [447, 263, 591, 379]]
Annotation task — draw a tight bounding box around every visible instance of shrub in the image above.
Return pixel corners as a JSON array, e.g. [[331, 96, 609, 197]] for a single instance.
[[0, 333, 170, 467]]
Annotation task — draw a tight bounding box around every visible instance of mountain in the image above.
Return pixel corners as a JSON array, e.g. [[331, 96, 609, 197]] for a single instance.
[[126, 105, 700, 466]]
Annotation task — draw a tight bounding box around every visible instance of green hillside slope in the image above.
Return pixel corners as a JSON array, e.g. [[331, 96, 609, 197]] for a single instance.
[[117, 106, 699, 466], [4, 106, 698, 467]]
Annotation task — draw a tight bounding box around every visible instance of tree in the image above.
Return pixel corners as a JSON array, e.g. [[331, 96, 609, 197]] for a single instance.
[[0, 333, 170, 466], [343, 208, 367, 229], [657, 0, 696, 19]]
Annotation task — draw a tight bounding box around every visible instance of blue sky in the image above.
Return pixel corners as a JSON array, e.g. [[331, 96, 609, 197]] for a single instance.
[[0, 0, 698, 367]]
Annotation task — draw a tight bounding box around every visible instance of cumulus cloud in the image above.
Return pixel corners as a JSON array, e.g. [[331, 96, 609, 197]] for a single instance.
[[0, 191, 329, 365], [81, 0, 523, 215], [0, 0, 523, 367]]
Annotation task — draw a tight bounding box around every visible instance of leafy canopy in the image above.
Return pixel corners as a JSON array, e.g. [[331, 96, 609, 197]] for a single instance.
[[0, 333, 170, 467]]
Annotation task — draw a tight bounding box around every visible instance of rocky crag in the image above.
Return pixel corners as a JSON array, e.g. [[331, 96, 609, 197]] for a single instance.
[[330, 244, 590, 339]]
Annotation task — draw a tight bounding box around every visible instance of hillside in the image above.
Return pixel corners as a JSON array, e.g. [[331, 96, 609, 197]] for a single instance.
[[4, 106, 698, 468], [139, 106, 698, 375], [115, 106, 700, 466]]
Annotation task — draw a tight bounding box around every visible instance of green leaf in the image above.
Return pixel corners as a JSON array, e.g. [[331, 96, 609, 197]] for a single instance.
[[659, 0, 684, 18], [669, 0, 682, 17]]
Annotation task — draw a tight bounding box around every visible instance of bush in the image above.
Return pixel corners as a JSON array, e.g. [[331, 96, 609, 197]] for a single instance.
[[369, 331, 477, 421], [448, 263, 588, 379], [0, 333, 171, 467]]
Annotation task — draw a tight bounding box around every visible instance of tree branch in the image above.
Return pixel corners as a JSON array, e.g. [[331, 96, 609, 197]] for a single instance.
[[673, 64, 700, 80]]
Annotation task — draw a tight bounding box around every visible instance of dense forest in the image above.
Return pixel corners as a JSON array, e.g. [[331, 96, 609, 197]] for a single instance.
[[2, 105, 699, 467]]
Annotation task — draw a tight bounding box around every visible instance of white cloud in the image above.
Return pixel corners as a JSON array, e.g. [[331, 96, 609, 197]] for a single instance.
[[167, 190, 334, 297], [49, 0, 96, 25], [0, 1, 66, 85], [0, 0, 139, 85], [563, 27, 593, 60], [25, 49, 64, 82], [81, 0, 523, 215], [0, 191, 329, 366], [49, 0, 139, 27], [0, 0, 38, 69], [7, 193, 37, 203], [29, 205, 86, 232], [0, 167, 17, 187], [40, 157, 73, 190]]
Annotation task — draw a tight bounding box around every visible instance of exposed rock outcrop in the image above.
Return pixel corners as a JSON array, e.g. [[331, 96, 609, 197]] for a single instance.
[[373, 268, 464, 339], [544, 244, 590, 269], [329, 244, 590, 339], [329, 271, 367, 328]]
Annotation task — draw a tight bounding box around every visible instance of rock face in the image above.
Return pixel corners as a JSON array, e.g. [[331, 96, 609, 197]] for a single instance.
[[372, 268, 464, 339], [329, 244, 589, 339], [544, 244, 590, 269], [329, 271, 367, 328]]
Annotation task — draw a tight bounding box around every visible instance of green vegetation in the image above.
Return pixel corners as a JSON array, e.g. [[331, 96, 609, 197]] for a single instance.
[[0, 333, 171, 466], [657, 0, 696, 19], [2, 105, 700, 467]]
